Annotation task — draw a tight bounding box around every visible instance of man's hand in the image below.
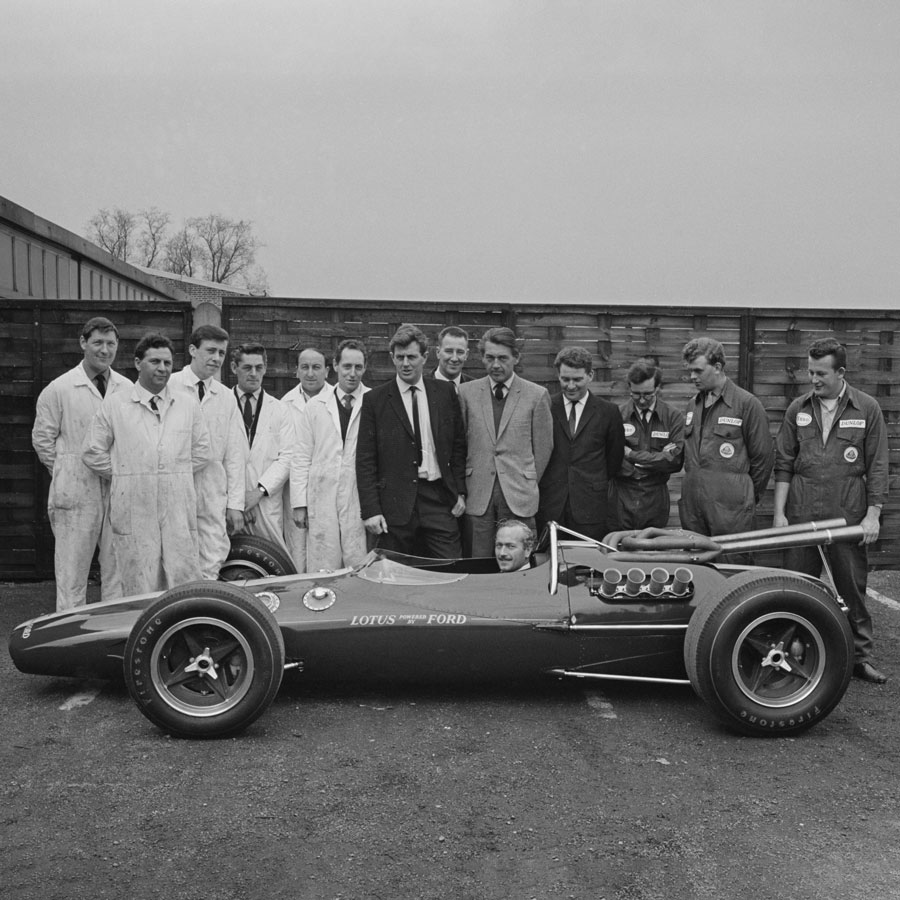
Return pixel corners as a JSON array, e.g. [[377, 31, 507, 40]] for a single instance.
[[364, 515, 388, 535], [662, 442, 677, 461], [226, 508, 244, 534], [451, 495, 466, 517], [244, 488, 263, 515], [772, 512, 789, 529], [860, 508, 881, 545], [292, 507, 308, 529]]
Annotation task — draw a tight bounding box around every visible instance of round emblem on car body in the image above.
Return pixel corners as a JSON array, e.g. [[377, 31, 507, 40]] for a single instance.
[[254, 591, 280, 613], [843, 446, 859, 463], [303, 586, 336, 611], [796, 412, 812, 427], [719, 442, 735, 459]]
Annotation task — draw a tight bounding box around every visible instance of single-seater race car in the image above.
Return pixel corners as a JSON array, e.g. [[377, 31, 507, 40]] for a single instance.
[[9, 520, 862, 740]]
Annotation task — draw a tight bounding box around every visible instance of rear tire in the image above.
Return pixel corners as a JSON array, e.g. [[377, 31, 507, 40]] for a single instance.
[[685, 570, 853, 737], [220, 534, 297, 580], [124, 581, 285, 738]]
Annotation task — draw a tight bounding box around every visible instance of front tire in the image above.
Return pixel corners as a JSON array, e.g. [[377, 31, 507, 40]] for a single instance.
[[685, 570, 853, 737], [124, 582, 285, 738]]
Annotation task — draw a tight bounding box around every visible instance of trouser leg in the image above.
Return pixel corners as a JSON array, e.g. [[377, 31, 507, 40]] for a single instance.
[[49, 505, 102, 611]]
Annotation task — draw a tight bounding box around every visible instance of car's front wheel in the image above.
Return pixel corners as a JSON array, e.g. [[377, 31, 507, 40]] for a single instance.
[[684, 570, 853, 737], [124, 582, 285, 738]]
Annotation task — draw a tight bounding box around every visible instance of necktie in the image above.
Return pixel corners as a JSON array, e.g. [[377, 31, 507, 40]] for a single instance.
[[643, 410, 651, 426], [150, 396, 159, 417], [409, 385, 423, 467], [243, 393, 254, 432], [343, 393, 354, 411], [494, 383, 505, 403], [568, 400, 577, 437], [94, 372, 106, 397], [197, 381, 205, 403]]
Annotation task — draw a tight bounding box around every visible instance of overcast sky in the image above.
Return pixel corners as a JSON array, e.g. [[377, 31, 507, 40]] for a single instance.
[[2, 1, 898, 307]]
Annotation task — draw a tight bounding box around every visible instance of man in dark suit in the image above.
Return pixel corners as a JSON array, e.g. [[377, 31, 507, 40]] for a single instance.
[[356, 324, 467, 557], [538, 346, 625, 541], [430, 325, 475, 393]]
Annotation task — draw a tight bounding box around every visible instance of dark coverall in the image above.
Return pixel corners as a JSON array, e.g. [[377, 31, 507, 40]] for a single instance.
[[679, 378, 773, 537], [611, 397, 685, 530], [774, 384, 888, 663]]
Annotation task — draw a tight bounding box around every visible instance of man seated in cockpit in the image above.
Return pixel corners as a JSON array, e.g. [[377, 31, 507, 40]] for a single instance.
[[494, 519, 535, 572]]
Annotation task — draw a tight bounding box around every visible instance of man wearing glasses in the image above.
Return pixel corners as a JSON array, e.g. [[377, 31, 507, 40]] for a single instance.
[[611, 357, 685, 531]]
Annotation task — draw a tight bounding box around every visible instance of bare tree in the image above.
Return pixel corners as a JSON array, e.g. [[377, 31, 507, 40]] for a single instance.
[[86, 207, 137, 261], [87, 207, 267, 289], [136, 207, 171, 267], [163, 225, 204, 278], [189, 214, 260, 285]]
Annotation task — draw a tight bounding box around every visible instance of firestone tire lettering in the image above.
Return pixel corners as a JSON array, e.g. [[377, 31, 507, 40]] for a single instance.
[[684, 570, 853, 738]]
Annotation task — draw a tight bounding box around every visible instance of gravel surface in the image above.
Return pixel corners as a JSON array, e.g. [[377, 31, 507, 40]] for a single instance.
[[3, 576, 899, 900]]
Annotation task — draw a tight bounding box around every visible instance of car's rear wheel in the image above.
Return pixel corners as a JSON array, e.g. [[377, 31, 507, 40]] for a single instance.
[[124, 582, 285, 738], [685, 570, 853, 737], [219, 534, 296, 581]]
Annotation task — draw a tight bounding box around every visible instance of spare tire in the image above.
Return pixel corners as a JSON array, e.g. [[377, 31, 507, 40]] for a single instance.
[[124, 581, 285, 738], [220, 533, 297, 581], [684, 570, 853, 737]]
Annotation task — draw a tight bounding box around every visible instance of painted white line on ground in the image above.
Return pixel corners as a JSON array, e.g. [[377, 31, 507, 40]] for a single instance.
[[583, 690, 617, 719], [867, 587, 900, 612], [59, 685, 103, 711]]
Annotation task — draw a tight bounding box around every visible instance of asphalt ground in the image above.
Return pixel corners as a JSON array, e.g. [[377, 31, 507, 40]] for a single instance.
[[3, 575, 900, 900]]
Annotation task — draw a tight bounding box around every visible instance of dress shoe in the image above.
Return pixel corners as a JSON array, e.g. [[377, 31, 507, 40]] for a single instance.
[[853, 662, 888, 684]]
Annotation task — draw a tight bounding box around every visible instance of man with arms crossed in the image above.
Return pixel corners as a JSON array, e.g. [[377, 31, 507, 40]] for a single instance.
[[292, 339, 370, 570], [458, 327, 553, 558], [774, 338, 889, 683], [612, 357, 685, 531], [170, 325, 247, 579], [32, 317, 130, 609], [356, 325, 466, 557], [82, 333, 210, 595]]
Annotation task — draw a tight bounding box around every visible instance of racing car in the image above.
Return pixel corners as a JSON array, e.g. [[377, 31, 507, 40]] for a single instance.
[[8, 520, 861, 740]]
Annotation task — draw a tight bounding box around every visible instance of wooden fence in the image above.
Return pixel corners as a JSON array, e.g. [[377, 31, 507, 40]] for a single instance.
[[5, 297, 899, 579]]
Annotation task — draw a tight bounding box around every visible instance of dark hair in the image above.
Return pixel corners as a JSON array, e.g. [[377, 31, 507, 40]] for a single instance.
[[189, 324, 229, 347], [334, 338, 368, 365], [479, 327, 519, 356], [438, 325, 469, 344], [389, 324, 428, 356], [81, 317, 118, 340], [682, 337, 726, 368], [495, 519, 535, 551], [553, 346, 594, 372], [626, 356, 662, 388], [134, 332, 174, 360], [231, 342, 267, 364], [808, 338, 847, 370]]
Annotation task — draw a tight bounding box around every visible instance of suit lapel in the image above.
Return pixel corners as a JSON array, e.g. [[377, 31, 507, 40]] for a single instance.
[[387, 382, 414, 439], [576, 393, 598, 438], [497, 378, 522, 438]]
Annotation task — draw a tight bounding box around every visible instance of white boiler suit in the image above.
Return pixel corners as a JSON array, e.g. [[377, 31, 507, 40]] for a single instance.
[[170, 367, 246, 579], [291, 384, 370, 571], [82, 385, 211, 596], [235, 388, 293, 551], [32, 362, 130, 609], [281, 384, 313, 572]]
